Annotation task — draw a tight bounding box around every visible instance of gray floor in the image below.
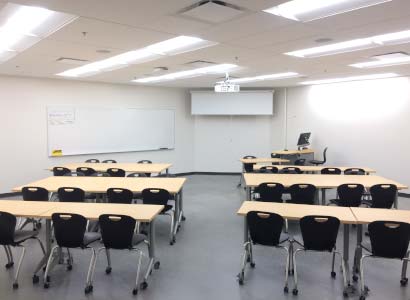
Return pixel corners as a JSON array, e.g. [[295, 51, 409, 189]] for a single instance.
[[1, 174, 410, 300]]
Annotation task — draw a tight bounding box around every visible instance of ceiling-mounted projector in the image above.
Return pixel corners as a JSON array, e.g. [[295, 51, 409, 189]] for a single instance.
[[214, 73, 240, 92]]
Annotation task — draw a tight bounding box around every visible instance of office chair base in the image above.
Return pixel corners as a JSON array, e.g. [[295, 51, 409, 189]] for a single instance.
[[140, 281, 148, 290], [400, 278, 408, 286]]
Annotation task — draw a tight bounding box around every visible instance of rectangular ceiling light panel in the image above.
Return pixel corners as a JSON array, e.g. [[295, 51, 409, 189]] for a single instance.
[[229, 72, 301, 83], [300, 72, 398, 85], [264, 0, 391, 22], [0, 3, 77, 62]]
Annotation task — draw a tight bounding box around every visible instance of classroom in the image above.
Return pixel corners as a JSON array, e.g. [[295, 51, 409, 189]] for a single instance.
[[1, 1, 410, 300]]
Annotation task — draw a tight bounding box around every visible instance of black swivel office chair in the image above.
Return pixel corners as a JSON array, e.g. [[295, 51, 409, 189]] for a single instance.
[[107, 188, 133, 204], [321, 168, 342, 175], [309, 147, 328, 166], [358, 221, 410, 300], [344, 168, 366, 175], [102, 159, 117, 163], [329, 184, 364, 207], [0, 211, 45, 289], [362, 184, 397, 209], [107, 168, 126, 177], [294, 159, 306, 166], [43, 213, 101, 291], [142, 188, 175, 245], [85, 159, 99, 163], [238, 211, 290, 293], [88, 214, 149, 295], [258, 166, 278, 173], [287, 184, 317, 205], [253, 182, 284, 202], [53, 167, 71, 176], [291, 216, 347, 296], [76, 167, 96, 176], [21, 187, 49, 230], [280, 167, 302, 174]]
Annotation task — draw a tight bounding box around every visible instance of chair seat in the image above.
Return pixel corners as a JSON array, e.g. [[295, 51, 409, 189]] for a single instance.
[[14, 230, 39, 243], [83, 232, 101, 246]]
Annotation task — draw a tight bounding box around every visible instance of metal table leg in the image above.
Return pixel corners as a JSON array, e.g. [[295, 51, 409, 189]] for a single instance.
[[353, 224, 363, 277], [394, 190, 398, 208], [321, 189, 326, 205], [144, 219, 158, 283], [343, 224, 355, 293], [33, 219, 51, 275], [246, 186, 251, 201]]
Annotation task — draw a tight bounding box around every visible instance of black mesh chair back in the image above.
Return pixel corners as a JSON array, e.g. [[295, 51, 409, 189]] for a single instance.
[[127, 173, 147, 177], [369, 184, 397, 209], [368, 221, 410, 259], [57, 187, 85, 203], [141, 188, 170, 206], [22, 187, 49, 201], [243, 155, 256, 173], [288, 184, 316, 205], [0, 212, 17, 245], [76, 167, 96, 176], [107, 168, 126, 177], [99, 214, 136, 249], [254, 182, 284, 203], [247, 211, 284, 246], [107, 188, 133, 204], [52, 213, 87, 248], [63, 171, 85, 177], [280, 167, 302, 174], [102, 159, 117, 163], [300, 216, 340, 251], [259, 166, 278, 173], [344, 168, 366, 175], [85, 159, 99, 163], [53, 167, 71, 176], [321, 168, 342, 175], [337, 184, 364, 207], [294, 159, 306, 166]]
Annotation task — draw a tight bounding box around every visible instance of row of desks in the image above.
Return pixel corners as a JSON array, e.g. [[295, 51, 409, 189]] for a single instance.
[[48, 162, 172, 174]]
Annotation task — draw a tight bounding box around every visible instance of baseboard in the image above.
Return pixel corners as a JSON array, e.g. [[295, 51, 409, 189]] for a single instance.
[[399, 192, 410, 198], [0, 192, 21, 199]]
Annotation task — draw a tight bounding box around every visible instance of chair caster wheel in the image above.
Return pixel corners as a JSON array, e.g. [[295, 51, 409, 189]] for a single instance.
[[343, 291, 348, 297], [84, 285, 93, 294], [250, 262, 255, 268], [12, 283, 18, 289], [132, 288, 138, 295], [154, 261, 160, 269], [353, 275, 359, 282], [331, 271, 336, 278], [105, 267, 112, 274], [32, 275, 39, 284], [237, 272, 244, 285], [5, 262, 14, 269], [182, 216, 186, 221], [67, 265, 72, 271], [284, 286, 289, 293], [42, 266, 46, 272], [247, 256, 251, 262], [44, 283, 50, 289], [292, 288, 298, 295], [288, 269, 294, 275], [140, 281, 148, 290], [360, 295, 366, 300], [401, 278, 408, 286]]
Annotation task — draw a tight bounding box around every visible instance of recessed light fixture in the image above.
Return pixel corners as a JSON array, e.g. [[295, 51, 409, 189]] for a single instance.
[[300, 73, 398, 85], [286, 29, 410, 58], [57, 36, 217, 77], [350, 52, 410, 68], [0, 3, 77, 63], [263, 0, 391, 22], [132, 63, 237, 83], [228, 72, 302, 83]]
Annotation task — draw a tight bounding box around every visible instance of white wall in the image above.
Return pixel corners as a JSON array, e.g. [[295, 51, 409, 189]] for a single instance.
[[0, 75, 194, 193]]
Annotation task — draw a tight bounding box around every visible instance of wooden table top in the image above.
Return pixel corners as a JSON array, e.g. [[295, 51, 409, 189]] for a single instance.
[[244, 173, 407, 189], [253, 165, 376, 173], [240, 158, 290, 164], [351, 207, 410, 225], [13, 176, 187, 194], [237, 201, 356, 224], [272, 149, 315, 155], [49, 163, 172, 173], [0, 200, 163, 222]]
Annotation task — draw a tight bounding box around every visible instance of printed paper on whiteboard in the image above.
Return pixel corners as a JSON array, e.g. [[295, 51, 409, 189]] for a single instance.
[[48, 107, 75, 125]]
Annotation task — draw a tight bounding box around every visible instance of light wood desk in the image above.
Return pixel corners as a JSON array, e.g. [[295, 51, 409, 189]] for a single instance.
[[253, 165, 376, 174], [272, 149, 315, 156], [49, 163, 172, 175], [237, 201, 356, 289]]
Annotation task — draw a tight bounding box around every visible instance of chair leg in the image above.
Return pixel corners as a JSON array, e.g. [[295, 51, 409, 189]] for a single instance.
[[331, 251, 336, 277], [105, 248, 112, 274], [4, 246, 13, 268], [85, 247, 96, 293], [12, 246, 26, 289], [334, 251, 348, 296], [44, 246, 59, 288], [248, 242, 255, 267], [279, 246, 290, 293], [284, 219, 289, 233], [132, 249, 143, 295], [360, 255, 371, 298], [169, 212, 175, 245], [238, 241, 250, 285], [401, 251, 410, 285], [292, 249, 303, 295]]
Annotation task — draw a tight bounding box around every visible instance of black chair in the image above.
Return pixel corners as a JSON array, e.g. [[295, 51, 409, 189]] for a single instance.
[[85, 159, 99, 163], [237, 211, 290, 293], [329, 184, 365, 207], [57, 187, 85, 202], [358, 221, 410, 300], [44, 213, 101, 291], [0, 211, 45, 289], [138, 160, 152, 177], [88, 214, 149, 295], [309, 147, 328, 166], [280, 167, 302, 174], [253, 182, 284, 203], [76, 167, 96, 176], [53, 167, 71, 176], [344, 168, 366, 175], [287, 184, 316, 205], [21, 187, 49, 230], [321, 167, 342, 175], [294, 159, 306, 166], [102, 159, 116, 163], [292, 216, 347, 296], [242, 155, 256, 173], [107, 168, 126, 177], [107, 188, 133, 204], [271, 153, 281, 165], [142, 188, 175, 245], [362, 184, 398, 209], [258, 166, 278, 173]]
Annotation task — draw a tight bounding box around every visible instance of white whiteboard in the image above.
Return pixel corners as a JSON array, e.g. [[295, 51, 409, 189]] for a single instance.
[[191, 90, 274, 115], [47, 106, 175, 156]]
